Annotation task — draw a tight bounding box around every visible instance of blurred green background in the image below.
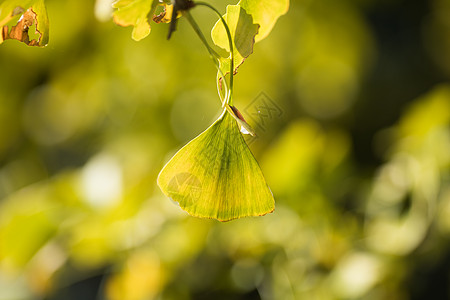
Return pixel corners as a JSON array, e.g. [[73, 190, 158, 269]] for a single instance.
[[1, 0, 450, 299]]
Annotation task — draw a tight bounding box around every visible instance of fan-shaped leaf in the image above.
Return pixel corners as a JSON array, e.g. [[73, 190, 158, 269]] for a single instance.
[[158, 111, 274, 222]]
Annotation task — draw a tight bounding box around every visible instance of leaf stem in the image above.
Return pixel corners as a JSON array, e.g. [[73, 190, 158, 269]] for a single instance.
[[195, 1, 234, 105], [184, 11, 229, 106]]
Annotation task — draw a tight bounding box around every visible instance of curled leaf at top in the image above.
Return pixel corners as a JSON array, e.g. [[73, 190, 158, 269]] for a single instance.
[[158, 111, 274, 222], [211, 0, 289, 75], [211, 5, 259, 76], [0, 0, 49, 47]]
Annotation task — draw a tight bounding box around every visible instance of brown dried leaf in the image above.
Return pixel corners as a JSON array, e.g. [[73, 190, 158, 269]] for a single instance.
[[2, 8, 39, 46]]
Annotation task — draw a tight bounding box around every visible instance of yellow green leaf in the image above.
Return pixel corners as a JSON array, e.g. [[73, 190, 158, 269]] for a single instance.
[[211, 5, 259, 75], [113, 0, 157, 41], [239, 0, 289, 42], [157, 111, 274, 222]]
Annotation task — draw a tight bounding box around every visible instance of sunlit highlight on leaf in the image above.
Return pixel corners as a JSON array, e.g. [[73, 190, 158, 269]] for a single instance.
[[239, 0, 289, 42]]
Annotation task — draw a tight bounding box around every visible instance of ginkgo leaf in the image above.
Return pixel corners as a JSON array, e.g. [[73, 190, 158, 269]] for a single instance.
[[211, 0, 289, 74], [113, 0, 157, 41], [211, 5, 259, 75], [0, 0, 49, 47], [157, 110, 274, 222], [239, 0, 289, 42]]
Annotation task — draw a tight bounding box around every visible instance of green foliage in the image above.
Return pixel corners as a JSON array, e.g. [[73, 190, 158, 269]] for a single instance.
[[158, 111, 274, 222], [144, 0, 285, 220], [111, 0, 288, 75], [0, 0, 449, 300], [210, 0, 289, 74]]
